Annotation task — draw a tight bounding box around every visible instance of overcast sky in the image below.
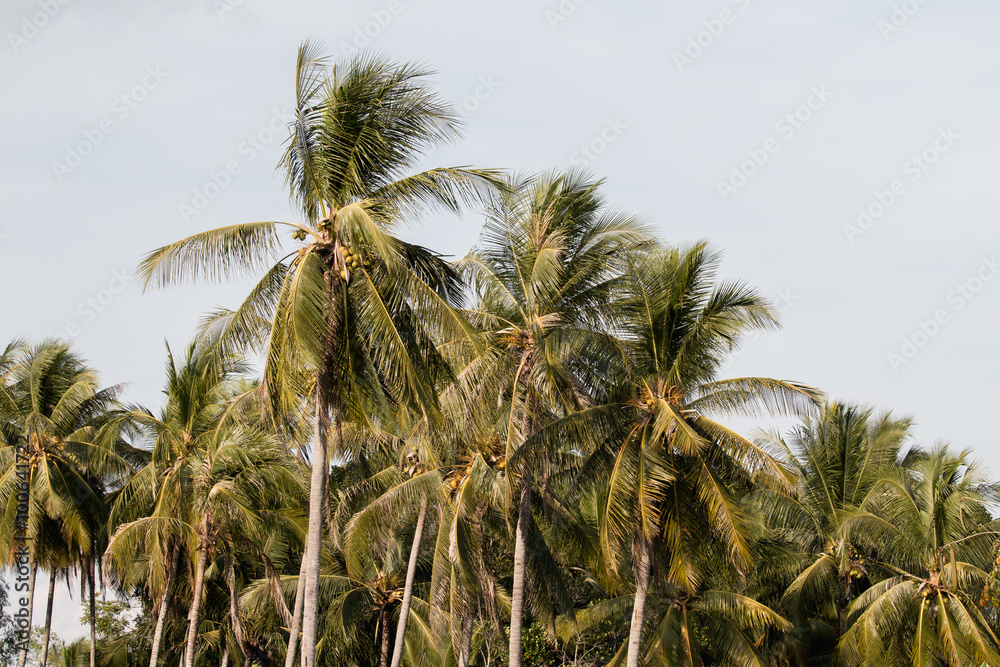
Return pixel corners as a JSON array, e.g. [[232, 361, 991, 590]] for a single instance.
[[3, 0, 999, 644]]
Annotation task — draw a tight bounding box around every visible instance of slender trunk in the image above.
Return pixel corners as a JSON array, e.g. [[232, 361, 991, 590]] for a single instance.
[[389, 495, 428, 667], [457, 608, 474, 667], [507, 477, 532, 667], [88, 558, 97, 667], [40, 567, 56, 666], [99, 554, 106, 602], [220, 644, 230, 667], [184, 544, 210, 667], [16, 559, 37, 667], [379, 605, 392, 667], [149, 551, 178, 667], [625, 538, 652, 667], [300, 386, 329, 667], [284, 549, 308, 667]]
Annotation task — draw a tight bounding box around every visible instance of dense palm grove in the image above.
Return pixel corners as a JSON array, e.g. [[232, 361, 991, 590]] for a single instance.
[[3, 44, 1000, 667]]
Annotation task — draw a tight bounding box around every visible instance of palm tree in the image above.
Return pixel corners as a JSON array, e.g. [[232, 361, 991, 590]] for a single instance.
[[559, 582, 791, 666], [452, 169, 651, 667], [0, 340, 138, 667], [244, 525, 425, 667], [37, 531, 72, 667], [106, 339, 304, 667], [338, 414, 510, 667], [839, 445, 1000, 667], [433, 434, 507, 667], [594, 244, 821, 667], [137, 43, 501, 667], [752, 402, 912, 664], [333, 428, 440, 667]]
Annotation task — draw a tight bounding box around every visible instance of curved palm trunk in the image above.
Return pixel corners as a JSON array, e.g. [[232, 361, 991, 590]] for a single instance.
[[389, 495, 429, 667], [88, 558, 97, 667], [15, 559, 37, 667], [220, 644, 230, 667], [507, 478, 532, 667], [284, 549, 308, 667], [40, 567, 56, 666], [625, 538, 652, 667], [300, 387, 329, 667], [149, 550, 178, 667], [184, 544, 210, 667]]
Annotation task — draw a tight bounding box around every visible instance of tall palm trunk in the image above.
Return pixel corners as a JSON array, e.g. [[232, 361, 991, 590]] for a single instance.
[[40, 567, 56, 666], [184, 537, 210, 667], [284, 548, 308, 667], [300, 385, 329, 667], [390, 495, 429, 667], [88, 558, 97, 667], [457, 607, 474, 667], [150, 550, 178, 667], [220, 644, 230, 667], [507, 477, 532, 667], [16, 559, 37, 667], [625, 537, 652, 667], [379, 605, 392, 667]]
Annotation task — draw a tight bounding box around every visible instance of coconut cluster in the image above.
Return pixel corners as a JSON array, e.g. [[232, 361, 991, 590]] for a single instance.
[[338, 242, 369, 281]]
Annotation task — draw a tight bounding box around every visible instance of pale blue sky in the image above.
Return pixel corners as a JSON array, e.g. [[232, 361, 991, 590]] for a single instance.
[[3, 0, 999, 643]]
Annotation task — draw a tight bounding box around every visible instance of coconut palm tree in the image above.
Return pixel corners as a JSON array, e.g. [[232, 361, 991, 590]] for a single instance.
[[433, 434, 508, 667], [559, 581, 791, 667], [752, 402, 912, 664], [451, 169, 651, 667], [0, 340, 140, 667], [839, 445, 1000, 667], [106, 339, 304, 667], [594, 244, 821, 667], [36, 526, 72, 667], [137, 42, 502, 667], [332, 435, 438, 667]]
